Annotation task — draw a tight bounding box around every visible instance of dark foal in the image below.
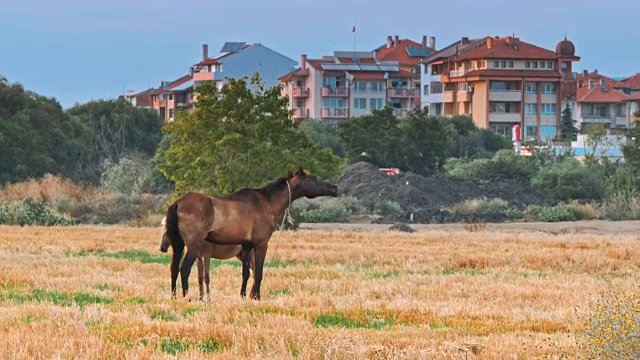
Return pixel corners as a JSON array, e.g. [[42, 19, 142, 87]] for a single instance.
[[159, 223, 255, 301], [162, 167, 338, 300]]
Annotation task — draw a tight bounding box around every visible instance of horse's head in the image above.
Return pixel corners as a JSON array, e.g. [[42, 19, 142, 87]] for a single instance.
[[290, 167, 338, 199], [159, 216, 170, 253]]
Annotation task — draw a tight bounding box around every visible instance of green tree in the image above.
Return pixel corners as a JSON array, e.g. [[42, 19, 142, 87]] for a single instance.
[[156, 73, 341, 198], [622, 119, 640, 171], [0, 76, 93, 184], [559, 103, 578, 142], [297, 118, 344, 158], [338, 107, 402, 167]]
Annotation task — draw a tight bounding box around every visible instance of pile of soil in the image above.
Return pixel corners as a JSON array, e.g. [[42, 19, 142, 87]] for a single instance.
[[336, 162, 557, 223]]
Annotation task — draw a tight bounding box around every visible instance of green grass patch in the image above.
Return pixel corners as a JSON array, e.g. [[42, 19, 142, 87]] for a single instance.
[[183, 305, 204, 316], [68, 250, 171, 265], [157, 337, 225, 355], [92, 283, 120, 292], [150, 310, 180, 322], [314, 311, 398, 330], [198, 338, 225, 354], [268, 288, 291, 297], [160, 338, 190, 355], [125, 296, 147, 305], [441, 268, 486, 276], [0, 287, 113, 308]]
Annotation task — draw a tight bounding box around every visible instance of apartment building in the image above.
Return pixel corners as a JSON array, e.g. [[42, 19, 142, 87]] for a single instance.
[[421, 35, 581, 139], [279, 51, 418, 123], [575, 70, 640, 130], [143, 42, 297, 121]]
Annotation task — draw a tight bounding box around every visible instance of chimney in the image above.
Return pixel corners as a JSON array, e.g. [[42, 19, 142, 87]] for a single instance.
[[583, 69, 588, 77], [487, 37, 493, 49], [506, 36, 512, 44], [422, 35, 427, 47], [373, 49, 379, 61], [394, 35, 400, 47], [594, 69, 598, 74], [429, 36, 436, 51], [461, 37, 469, 45], [301, 54, 307, 70], [189, 66, 194, 76], [386, 35, 392, 48], [202, 44, 209, 61]]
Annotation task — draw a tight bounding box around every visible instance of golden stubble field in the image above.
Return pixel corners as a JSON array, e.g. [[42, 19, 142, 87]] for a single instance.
[[0, 224, 637, 359]]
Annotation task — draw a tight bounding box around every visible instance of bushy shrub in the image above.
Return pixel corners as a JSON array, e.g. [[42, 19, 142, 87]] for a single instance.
[[100, 155, 147, 195], [444, 150, 535, 182], [607, 165, 640, 198], [535, 205, 577, 222], [447, 197, 509, 214], [532, 159, 606, 201], [0, 198, 73, 226], [296, 206, 352, 223], [290, 196, 361, 223], [601, 190, 640, 221], [373, 199, 403, 216]]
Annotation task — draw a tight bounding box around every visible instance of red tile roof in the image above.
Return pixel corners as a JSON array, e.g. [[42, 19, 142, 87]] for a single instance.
[[461, 69, 562, 78], [621, 73, 640, 90], [454, 37, 558, 61], [577, 72, 623, 88], [151, 75, 192, 94], [627, 92, 640, 101], [577, 85, 631, 103], [277, 68, 310, 82], [195, 51, 237, 66], [376, 39, 425, 66]]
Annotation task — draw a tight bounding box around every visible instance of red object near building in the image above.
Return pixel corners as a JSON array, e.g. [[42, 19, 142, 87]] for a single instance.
[[379, 168, 401, 175]]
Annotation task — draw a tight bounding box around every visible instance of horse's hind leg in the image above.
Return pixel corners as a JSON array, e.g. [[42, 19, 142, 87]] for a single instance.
[[170, 241, 185, 298], [197, 256, 204, 301], [204, 256, 211, 301], [240, 242, 253, 299], [180, 245, 200, 299]]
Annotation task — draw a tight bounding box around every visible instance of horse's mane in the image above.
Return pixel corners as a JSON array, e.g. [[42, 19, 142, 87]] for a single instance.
[[260, 168, 306, 197]]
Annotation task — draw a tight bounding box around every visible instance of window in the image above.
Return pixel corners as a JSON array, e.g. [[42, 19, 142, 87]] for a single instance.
[[323, 98, 345, 109], [541, 103, 556, 116], [430, 82, 443, 94], [540, 62, 546, 69], [525, 103, 537, 115], [490, 81, 518, 91], [525, 82, 537, 94], [354, 98, 367, 110], [541, 82, 556, 94], [525, 61, 531, 69], [501, 61, 507, 68], [371, 81, 384, 92], [585, 104, 608, 117], [532, 62, 538, 69], [547, 62, 554, 69], [476, 60, 483, 68], [323, 76, 337, 87], [423, 84, 429, 95], [493, 60, 500, 68], [508, 61, 514, 68], [600, 79, 606, 87], [354, 81, 367, 93], [295, 99, 303, 108], [491, 125, 511, 136], [617, 104, 626, 116], [525, 125, 537, 137], [370, 98, 384, 110], [490, 102, 517, 113], [169, 94, 173, 100]]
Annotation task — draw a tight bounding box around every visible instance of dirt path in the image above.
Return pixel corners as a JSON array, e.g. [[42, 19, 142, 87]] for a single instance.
[[299, 220, 640, 236]]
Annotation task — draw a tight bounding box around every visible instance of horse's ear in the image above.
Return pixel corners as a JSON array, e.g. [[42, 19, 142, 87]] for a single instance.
[[295, 165, 305, 176]]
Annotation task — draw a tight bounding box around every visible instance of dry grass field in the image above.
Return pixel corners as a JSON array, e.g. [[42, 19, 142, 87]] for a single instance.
[[0, 223, 638, 359]]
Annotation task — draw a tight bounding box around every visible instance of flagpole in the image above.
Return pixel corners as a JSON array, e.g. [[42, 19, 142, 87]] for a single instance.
[[352, 23, 356, 58]]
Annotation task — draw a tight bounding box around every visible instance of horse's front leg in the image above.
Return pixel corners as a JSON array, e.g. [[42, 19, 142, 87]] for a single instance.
[[240, 242, 253, 299], [250, 242, 268, 301]]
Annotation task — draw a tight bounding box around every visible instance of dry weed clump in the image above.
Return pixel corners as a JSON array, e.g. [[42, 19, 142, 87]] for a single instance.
[[0, 173, 102, 204], [0, 226, 637, 359]]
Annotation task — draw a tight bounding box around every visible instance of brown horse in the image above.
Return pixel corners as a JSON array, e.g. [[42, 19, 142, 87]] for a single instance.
[[163, 167, 338, 300], [159, 219, 256, 301]]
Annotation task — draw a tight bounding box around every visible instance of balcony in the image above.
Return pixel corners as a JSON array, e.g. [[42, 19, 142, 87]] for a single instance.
[[293, 108, 309, 120], [321, 107, 349, 118], [489, 113, 522, 123], [392, 109, 410, 118], [387, 88, 414, 98], [293, 86, 309, 98], [489, 90, 522, 102], [321, 86, 349, 97], [449, 69, 465, 78], [443, 91, 454, 103], [193, 72, 214, 82], [456, 90, 472, 102]]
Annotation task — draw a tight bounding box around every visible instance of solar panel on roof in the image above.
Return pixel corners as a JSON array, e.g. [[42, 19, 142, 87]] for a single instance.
[[359, 65, 381, 71], [321, 63, 360, 71], [378, 65, 399, 71], [220, 42, 246, 53], [406, 47, 432, 57]]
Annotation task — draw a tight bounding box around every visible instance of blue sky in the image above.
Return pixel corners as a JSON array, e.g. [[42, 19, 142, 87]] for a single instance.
[[1, 0, 638, 108]]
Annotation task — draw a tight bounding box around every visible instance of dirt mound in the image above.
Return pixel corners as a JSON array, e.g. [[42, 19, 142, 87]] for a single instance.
[[337, 162, 557, 223]]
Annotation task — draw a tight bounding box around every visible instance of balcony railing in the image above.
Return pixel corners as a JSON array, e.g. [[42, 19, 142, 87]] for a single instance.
[[489, 90, 522, 102], [387, 88, 414, 98], [449, 69, 465, 77], [293, 108, 309, 119], [293, 86, 309, 97], [321, 86, 349, 97], [489, 113, 522, 123], [193, 72, 214, 81], [392, 109, 410, 118], [321, 107, 349, 118]]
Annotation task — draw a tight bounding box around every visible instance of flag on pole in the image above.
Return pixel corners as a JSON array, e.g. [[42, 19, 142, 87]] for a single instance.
[[352, 25, 356, 33]]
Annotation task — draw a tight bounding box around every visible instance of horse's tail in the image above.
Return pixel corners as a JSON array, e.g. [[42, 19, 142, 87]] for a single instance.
[[166, 202, 184, 250]]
